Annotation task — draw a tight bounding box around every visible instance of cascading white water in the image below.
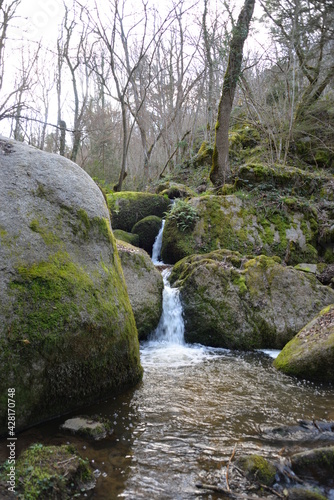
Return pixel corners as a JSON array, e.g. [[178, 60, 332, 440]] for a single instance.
[[150, 268, 185, 345], [151, 219, 165, 265], [150, 220, 185, 345]]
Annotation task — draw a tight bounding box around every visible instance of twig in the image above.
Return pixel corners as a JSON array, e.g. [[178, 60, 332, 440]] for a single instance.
[[226, 443, 237, 491], [259, 483, 285, 498], [195, 483, 254, 499]]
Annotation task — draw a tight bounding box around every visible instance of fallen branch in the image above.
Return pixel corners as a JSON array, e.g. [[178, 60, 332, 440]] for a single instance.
[[195, 482, 253, 499], [226, 443, 237, 491]]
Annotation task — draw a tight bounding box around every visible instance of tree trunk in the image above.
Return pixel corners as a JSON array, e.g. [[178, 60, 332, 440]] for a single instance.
[[210, 0, 255, 187]]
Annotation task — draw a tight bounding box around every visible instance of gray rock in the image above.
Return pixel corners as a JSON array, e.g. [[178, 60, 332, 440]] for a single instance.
[[170, 250, 334, 349], [274, 304, 334, 382], [0, 136, 142, 434], [60, 417, 111, 440]]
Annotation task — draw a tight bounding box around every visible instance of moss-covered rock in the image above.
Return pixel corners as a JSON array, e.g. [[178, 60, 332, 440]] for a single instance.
[[113, 229, 140, 246], [117, 241, 163, 340], [0, 443, 95, 499], [273, 305, 334, 382], [107, 191, 170, 232], [161, 194, 319, 265], [291, 446, 334, 485], [131, 215, 162, 255], [156, 182, 197, 199], [170, 251, 334, 349], [0, 136, 142, 435], [236, 163, 333, 197], [235, 454, 276, 486]]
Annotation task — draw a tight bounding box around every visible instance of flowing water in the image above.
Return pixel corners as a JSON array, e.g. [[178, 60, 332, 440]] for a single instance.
[[2, 222, 334, 499]]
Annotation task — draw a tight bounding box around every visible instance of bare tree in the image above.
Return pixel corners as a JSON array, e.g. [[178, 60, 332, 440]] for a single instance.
[[210, 0, 255, 187]]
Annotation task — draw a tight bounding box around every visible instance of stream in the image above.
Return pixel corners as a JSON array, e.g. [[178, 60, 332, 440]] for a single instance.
[[1, 222, 334, 499]]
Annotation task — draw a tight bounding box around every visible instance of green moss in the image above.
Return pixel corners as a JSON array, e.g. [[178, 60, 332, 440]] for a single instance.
[[107, 191, 170, 232], [114, 229, 140, 246], [0, 443, 94, 499], [29, 219, 61, 246], [131, 215, 162, 253], [236, 454, 276, 486]]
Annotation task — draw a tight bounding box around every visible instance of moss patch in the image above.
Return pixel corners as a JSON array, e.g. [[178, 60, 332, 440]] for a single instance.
[[0, 443, 94, 499], [107, 191, 170, 232], [236, 454, 276, 486]]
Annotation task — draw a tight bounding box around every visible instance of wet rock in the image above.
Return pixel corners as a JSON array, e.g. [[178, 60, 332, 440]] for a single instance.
[[261, 420, 334, 445], [235, 454, 276, 486], [287, 487, 328, 499], [291, 446, 334, 486], [274, 304, 334, 382], [170, 251, 334, 349], [60, 416, 112, 440]]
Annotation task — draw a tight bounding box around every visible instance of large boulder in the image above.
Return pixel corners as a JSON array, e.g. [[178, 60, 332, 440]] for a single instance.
[[0, 136, 142, 434], [274, 304, 334, 383], [107, 191, 170, 232], [117, 241, 163, 340], [170, 251, 334, 349], [161, 194, 319, 265]]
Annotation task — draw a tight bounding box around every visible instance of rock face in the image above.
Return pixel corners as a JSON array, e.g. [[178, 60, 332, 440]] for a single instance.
[[0, 136, 142, 435], [170, 250, 334, 349], [161, 194, 319, 265], [117, 241, 163, 340], [107, 191, 170, 232], [274, 304, 334, 382]]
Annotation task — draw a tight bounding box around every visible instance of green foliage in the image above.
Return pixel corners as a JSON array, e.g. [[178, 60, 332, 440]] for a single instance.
[[167, 199, 199, 232]]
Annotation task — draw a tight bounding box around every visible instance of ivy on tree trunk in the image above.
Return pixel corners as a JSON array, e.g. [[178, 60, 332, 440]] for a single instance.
[[210, 0, 255, 187]]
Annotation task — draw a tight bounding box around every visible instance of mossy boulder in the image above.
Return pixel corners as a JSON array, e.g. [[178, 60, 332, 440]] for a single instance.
[[113, 229, 140, 246], [235, 454, 276, 486], [107, 191, 170, 232], [0, 136, 142, 435], [170, 251, 334, 349], [236, 163, 333, 197], [274, 305, 334, 382], [0, 443, 95, 499], [156, 182, 197, 199], [117, 241, 163, 340], [131, 215, 162, 255], [161, 194, 319, 265], [291, 446, 334, 486]]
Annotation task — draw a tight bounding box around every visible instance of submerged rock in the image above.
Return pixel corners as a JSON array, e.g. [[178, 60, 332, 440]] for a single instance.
[[170, 251, 334, 349], [107, 191, 170, 232], [0, 136, 142, 434], [161, 194, 319, 265], [117, 241, 163, 340], [274, 304, 334, 383], [235, 454, 276, 486], [60, 416, 112, 440]]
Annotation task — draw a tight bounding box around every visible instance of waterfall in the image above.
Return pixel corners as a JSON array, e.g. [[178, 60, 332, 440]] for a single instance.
[[151, 220, 165, 265], [150, 220, 185, 345]]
